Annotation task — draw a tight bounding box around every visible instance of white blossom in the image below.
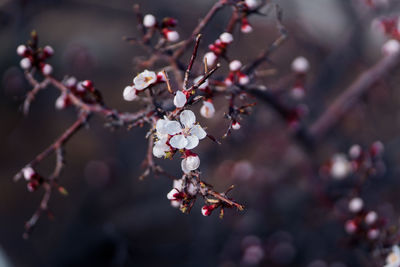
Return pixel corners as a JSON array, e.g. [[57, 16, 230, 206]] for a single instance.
[[173, 90, 187, 108], [232, 121, 241, 130], [133, 70, 157, 90], [143, 14, 156, 28], [181, 155, 200, 173], [152, 137, 170, 158], [384, 246, 400, 267], [204, 52, 217, 67], [291, 56, 309, 73], [220, 32, 233, 44], [167, 188, 180, 200], [200, 101, 215, 118], [43, 45, 54, 56], [123, 86, 137, 101]]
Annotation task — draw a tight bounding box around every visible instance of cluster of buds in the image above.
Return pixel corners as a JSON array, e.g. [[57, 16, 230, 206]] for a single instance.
[[167, 177, 198, 210], [21, 167, 44, 192], [321, 141, 385, 180], [344, 198, 382, 241], [142, 13, 180, 42], [204, 32, 234, 67], [224, 60, 250, 86], [290, 56, 310, 100], [56, 77, 102, 109], [16, 32, 54, 75]]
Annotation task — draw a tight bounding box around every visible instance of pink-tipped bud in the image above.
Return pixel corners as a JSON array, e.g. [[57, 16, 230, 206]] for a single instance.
[[245, 0, 260, 9], [22, 167, 35, 181], [382, 39, 400, 56], [43, 45, 54, 57], [41, 64, 53, 75], [20, 58, 31, 70], [165, 30, 180, 42], [367, 228, 380, 240], [157, 71, 166, 82], [349, 197, 364, 213], [229, 60, 242, 72], [204, 52, 217, 67], [241, 23, 253, 33], [238, 73, 250, 85], [27, 180, 39, 192], [291, 87, 305, 100], [17, 45, 28, 56], [365, 211, 378, 225], [82, 80, 94, 91], [345, 220, 357, 234], [200, 100, 215, 119], [370, 141, 384, 157], [201, 204, 216, 216], [143, 14, 156, 28], [55, 93, 69, 110], [219, 32, 233, 44], [232, 121, 241, 130], [349, 144, 362, 159], [291, 56, 310, 73]]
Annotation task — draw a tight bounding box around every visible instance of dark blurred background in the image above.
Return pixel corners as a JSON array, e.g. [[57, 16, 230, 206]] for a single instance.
[[2, 0, 400, 266]]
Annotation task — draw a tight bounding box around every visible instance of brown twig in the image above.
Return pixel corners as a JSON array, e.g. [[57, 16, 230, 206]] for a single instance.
[[183, 34, 202, 90], [310, 51, 400, 141]]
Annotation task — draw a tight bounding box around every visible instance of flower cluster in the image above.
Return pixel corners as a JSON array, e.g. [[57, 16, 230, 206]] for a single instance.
[[153, 110, 206, 173]]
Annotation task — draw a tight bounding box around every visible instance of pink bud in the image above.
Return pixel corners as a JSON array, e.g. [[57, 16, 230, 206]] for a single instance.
[[41, 64, 53, 75], [22, 167, 35, 181], [20, 58, 31, 70], [232, 121, 241, 130], [143, 14, 156, 28], [43, 45, 54, 57], [345, 220, 357, 234], [241, 23, 253, 33], [201, 205, 216, 216], [229, 60, 242, 72], [17, 45, 28, 56]]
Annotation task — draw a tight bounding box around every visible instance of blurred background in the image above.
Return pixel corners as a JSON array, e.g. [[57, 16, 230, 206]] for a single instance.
[[2, 0, 400, 266]]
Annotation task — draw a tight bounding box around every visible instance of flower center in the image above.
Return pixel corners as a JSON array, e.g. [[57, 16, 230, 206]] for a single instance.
[[389, 253, 399, 263], [144, 76, 153, 83]]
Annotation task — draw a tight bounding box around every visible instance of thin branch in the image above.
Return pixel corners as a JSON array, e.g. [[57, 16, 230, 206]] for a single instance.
[[183, 34, 202, 90], [310, 51, 400, 141]]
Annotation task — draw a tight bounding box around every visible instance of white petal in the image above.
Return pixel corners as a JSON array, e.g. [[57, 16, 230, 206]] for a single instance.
[[190, 125, 207, 140], [169, 134, 188, 149], [185, 135, 199, 150], [181, 155, 200, 173], [156, 119, 169, 134], [200, 101, 215, 119], [173, 91, 187, 108], [180, 110, 196, 128], [164, 121, 182, 135], [193, 76, 209, 89], [173, 179, 184, 191], [171, 200, 181, 208], [167, 188, 179, 200]]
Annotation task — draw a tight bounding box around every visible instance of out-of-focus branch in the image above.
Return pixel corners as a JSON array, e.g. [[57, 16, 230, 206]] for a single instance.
[[310, 51, 400, 141]]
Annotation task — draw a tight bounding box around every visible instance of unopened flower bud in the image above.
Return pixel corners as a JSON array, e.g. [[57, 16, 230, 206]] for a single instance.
[[201, 204, 216, 216], [55, 93, 69, 110], [181, 155, 200, 173], [22, 167, 35, 181], [42, 64, 53, 75], [349, 197, 364, 213], [382, 39, 400, 56], [143, 14, 156, 28], [370, 141, 384, 157], [43, 45, 54, 57], [27, 180, 39, 192], [229, 60, 242, 72], [16, 45, 28, 56], [349, 144, 362, 159], [219, 32, 233, 44], [204, 52, 217, 67], [167, 188, 180, 200], [232, 121, 241, 130], [345, 220, 357, 234], [245, 0, 260, 9], [365, 211, 378, 225], [165, 30, 180, 42], [367, 228, 380, 240], [291, 56, 310, 73], [291, 87, 305, 100], [239, 74, 250, 85], [123, 86, 137, 101], [20, 58, 31, 70], [241, 23, 253, 33]]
